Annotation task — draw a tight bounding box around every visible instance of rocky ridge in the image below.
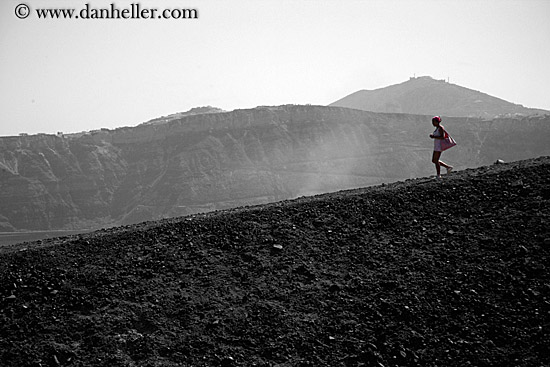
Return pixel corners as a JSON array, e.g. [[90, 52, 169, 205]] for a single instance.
[[141, 106, 226, 126], [0, 157, 549, 366], [1, 105, 549, 231]]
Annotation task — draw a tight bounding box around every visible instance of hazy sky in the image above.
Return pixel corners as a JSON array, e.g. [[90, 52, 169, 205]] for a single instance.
[[1, 0, 549, 136]]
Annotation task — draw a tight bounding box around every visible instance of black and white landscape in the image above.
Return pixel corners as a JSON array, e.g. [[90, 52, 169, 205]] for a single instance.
[[1, 1, 549, 365], [1, 77, 549, 233]]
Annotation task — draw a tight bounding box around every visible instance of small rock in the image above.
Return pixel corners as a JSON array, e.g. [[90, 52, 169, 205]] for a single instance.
[[329, 283, 341, 292], [220, 356, 234, 367], [511, 179, 524, 187], [527, 288, 540, 297], [272, 244, 283, 250], [6, 295, 16, 300], [543, 238, 550, 247]]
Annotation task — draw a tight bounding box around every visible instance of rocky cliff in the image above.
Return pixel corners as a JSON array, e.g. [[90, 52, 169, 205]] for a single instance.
[[1, 105, 549, 231]]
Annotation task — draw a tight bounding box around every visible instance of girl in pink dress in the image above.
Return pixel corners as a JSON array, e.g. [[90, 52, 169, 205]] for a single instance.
[[429, 116, 453, 178]]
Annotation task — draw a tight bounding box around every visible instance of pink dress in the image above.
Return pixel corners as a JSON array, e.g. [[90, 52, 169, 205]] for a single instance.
[[433, 127, 442, 152]]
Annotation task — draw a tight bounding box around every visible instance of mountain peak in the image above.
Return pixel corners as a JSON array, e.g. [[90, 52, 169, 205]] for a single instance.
[[330, 77, 548, 118]]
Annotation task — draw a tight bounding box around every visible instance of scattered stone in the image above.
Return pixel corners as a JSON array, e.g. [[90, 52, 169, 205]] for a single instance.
[[220, 356, 234, 367], [511, 179, 524, 187], [328, 283, 341, 292], [0, 157, 549, 366], [527, 288, 540, 297]]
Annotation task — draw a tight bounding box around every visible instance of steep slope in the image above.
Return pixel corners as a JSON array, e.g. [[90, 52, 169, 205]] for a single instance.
[[1, 157, 549, 366], [1, 105, 550, 231], [330, 76, 549, 118]]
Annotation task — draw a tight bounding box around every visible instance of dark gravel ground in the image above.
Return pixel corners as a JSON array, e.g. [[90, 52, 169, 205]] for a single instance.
[[1, 157, 549, 367]]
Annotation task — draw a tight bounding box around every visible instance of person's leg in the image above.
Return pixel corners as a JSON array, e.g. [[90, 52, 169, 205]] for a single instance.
[[439, 159, 451, 170], [438, 153, 453, 173], [432, 151, 441, 176], [433, 151, 453, 175]]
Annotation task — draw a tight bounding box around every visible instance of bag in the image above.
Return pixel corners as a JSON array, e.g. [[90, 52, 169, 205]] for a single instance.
[[440, 130, 457, 151]]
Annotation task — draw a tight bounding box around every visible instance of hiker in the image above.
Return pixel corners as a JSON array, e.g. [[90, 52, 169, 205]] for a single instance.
[[429, 116, 454, 178]]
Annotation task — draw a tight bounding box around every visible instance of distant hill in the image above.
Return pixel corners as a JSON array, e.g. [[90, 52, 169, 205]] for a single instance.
[[330, 76, 549, 118], [1, 105, 550, 231]]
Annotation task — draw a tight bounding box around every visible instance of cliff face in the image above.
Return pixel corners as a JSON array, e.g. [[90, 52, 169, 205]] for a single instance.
[[1, 105, 549, 230], [0, 135, 126, 230]]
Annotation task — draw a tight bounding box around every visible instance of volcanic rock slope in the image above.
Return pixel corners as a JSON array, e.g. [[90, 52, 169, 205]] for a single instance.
[[1, 105, 549, 231], [1, 157, 549, 366]]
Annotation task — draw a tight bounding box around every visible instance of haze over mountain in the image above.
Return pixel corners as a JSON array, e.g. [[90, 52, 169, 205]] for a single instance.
[[1, 103, 549, 232], [330, 76, 550, 118]]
